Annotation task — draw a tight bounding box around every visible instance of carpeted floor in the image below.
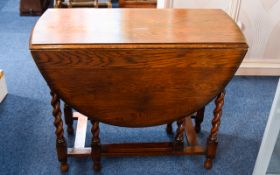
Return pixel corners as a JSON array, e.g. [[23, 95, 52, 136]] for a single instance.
[[0, 0, 279, 175]]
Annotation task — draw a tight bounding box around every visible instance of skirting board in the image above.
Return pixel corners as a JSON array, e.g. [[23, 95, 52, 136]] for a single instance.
[[236, 59, 280, 76]]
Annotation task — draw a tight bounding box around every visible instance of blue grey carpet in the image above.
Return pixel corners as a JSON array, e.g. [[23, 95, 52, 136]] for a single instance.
[[0, 0, 279, 174]]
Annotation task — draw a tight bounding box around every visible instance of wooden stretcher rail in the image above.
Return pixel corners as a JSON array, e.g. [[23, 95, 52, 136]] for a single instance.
[[68, 143, 206, 157]]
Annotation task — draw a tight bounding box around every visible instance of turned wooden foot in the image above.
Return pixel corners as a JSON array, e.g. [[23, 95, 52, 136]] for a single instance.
[[204, 90, 225, 169], [64, 103, 74, 135], [60, 162, 69, 172], [91, 120, 102, 171], [166, 122, 173, 135], [174, 119, 185, 151], [195, 107, 205, 133], [204, 158, 213, 169], [51, 91, 69, 172]]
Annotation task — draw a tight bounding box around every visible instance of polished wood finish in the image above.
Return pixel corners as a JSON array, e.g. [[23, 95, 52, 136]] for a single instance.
[[30, 9, 247, 127], [50, 92, 68, 172], [204, 91, 225, 169], [32, 48, 245, 127], [30, 9, 246, 47], [30, 9, 247, 171]]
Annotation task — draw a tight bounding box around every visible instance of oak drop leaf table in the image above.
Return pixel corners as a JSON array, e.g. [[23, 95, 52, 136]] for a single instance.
[[29, 9, 248, 172]]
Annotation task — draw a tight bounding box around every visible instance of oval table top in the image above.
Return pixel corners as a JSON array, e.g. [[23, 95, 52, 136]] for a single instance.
[[30, 8, 247, 49], [30, 9, 248, 127]]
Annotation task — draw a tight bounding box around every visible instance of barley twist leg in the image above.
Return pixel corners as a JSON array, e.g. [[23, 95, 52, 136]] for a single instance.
[[51, 91, 68, 172], [204, 90, 225, 169]]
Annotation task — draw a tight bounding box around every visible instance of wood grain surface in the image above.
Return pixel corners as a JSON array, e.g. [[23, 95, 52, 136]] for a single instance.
[[31, 48, 247, 127], [30, 9, 246, 48], [30, 9, 248, 127]]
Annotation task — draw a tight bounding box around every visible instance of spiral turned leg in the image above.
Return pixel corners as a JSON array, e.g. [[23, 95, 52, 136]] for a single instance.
[[174, 118, 185, 151], [50, 92, 69, 172], [195, 107, 205, 133], [64, 103, 74, 135], [204, 90, 225, 169], [91, 120, 101, 171], [166, 122, 173, 135]]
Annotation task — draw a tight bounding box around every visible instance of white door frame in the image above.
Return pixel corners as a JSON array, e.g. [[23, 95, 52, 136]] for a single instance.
[[253, 79, 280, 175]]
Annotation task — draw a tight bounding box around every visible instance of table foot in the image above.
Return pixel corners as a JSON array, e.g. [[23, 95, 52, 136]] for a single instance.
[[60, 162, 69, 172], [93, 163, 101, 172], [204, 158, 213, 169]]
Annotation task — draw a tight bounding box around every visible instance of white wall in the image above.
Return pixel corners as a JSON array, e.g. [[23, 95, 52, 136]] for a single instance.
[[239, 0, 280, 60], [173, 0, 227, 10], [171, 0, 280, 61]]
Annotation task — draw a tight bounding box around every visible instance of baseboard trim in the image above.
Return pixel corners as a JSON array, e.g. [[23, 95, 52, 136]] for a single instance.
[[236, 59, 280, 76]]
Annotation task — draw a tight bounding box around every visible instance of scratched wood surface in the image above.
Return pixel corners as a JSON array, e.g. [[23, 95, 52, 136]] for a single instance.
[[30, 9, 247, 127]]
